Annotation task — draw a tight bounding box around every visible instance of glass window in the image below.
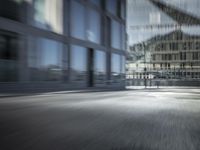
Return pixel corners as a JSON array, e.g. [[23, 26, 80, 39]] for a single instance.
[[111, 53, 121, 82], [122, 25, 126, 50], [0, 30, 20, 82], [89, 0, 101, 7], [33, 0, 63, 33], [70, 1, 86, 40], [121, 56, 126, 74], [0, 0, 25, 21], [111, 20, 121, 49], [106, 0, 117, 16], [121, 0, 126, 19], [28, 37, 63, 81], [94, 50, 106, 85], [70, 45, 87, 82], [87, 9, 101, 44]]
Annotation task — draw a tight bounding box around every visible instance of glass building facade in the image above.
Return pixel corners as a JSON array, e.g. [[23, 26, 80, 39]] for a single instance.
[[0, 0, 126, 92], [127, 0, 200, 86]]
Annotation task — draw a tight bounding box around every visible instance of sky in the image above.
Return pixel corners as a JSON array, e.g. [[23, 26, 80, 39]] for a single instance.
[[127, 0, 200, 45]]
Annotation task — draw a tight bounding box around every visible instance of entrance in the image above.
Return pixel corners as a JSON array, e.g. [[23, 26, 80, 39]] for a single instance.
[[87, 48, 94, 87]]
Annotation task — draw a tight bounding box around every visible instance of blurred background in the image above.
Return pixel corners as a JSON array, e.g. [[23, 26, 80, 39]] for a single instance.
[[0, 0, 126, 93], [1, 0, 200, 93], [1, 1, 200, 150], [127, 0, 200, 87]]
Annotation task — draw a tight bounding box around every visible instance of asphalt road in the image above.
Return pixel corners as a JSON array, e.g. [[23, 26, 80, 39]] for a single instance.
[[0, 88, 200, 150]]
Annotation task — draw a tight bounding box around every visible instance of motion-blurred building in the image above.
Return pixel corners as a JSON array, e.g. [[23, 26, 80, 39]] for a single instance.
[[151, 30, 200, 79], [0, 0, 126, 92], [126, 0, 200, 86], [128, 30, 200, 80]]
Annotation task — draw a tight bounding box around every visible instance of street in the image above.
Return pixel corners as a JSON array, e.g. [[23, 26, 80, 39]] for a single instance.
[[0, 88, 200, 150]]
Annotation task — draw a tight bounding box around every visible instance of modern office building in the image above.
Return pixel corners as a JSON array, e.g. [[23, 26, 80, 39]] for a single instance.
[[128, 30, 200, 80], [126, 0, 200, 86], [0, 0, 126, 92], [151, 30, 200, 79]]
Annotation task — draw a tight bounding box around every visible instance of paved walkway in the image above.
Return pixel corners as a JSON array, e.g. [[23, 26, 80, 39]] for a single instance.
[[0, 88, 200, 150]]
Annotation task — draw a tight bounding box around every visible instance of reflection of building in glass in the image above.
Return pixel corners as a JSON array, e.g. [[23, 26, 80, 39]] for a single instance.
[[127, 39, 153, 80], [150, 30, 200, 79], [128, 30, 200, 80], [127, 0, 200, 86], [0, 0, 126, 92]]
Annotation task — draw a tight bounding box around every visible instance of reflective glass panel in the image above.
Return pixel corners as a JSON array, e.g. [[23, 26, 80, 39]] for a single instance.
[[70, 1, 85, 40], [28, 37, 63, 81], [0, 0, 25, 21], [121, 0, 126, 19], [111, 20, 121, 49], [121, 56, 126, 74], [106, 0, 117, 16], [0, 30, 20, 82], [70, 45, 87, 82], [111, 53, 121, 82], [127, 0, 200, 86], [89, 0, 101, 7], [94, 50, 106, 84], [33, 0, 63, 33], [87, 9, 101, 44], [122, 25, 126, 50]]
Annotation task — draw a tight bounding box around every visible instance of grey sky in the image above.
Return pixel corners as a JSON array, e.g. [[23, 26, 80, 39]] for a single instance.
[[127, 0, 200, 45]]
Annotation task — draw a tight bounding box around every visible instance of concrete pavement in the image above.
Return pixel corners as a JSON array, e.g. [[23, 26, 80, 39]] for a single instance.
[[0, 88, 200, 150]]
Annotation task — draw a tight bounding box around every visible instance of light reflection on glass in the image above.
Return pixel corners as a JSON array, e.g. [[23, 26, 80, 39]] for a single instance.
[[70, 45, 87, 82], [112, 53, 121, 82], [70, 1, 86, 40], [33, 0, 63, 33], [94, 50, 106, 85], [111, 19, 121, 49], [127, 0, 200, 86], [87, 8, 101, 44], [28, 37, 63, 81]]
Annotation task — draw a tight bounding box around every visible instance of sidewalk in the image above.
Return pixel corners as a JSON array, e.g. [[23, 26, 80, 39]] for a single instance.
[[0, 87, 126, 98], [1, 86, 199, 98], [127, 86, 200, 89]]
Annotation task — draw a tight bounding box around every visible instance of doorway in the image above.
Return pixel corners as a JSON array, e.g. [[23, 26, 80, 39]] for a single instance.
[[87, 48, 94, 87]]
